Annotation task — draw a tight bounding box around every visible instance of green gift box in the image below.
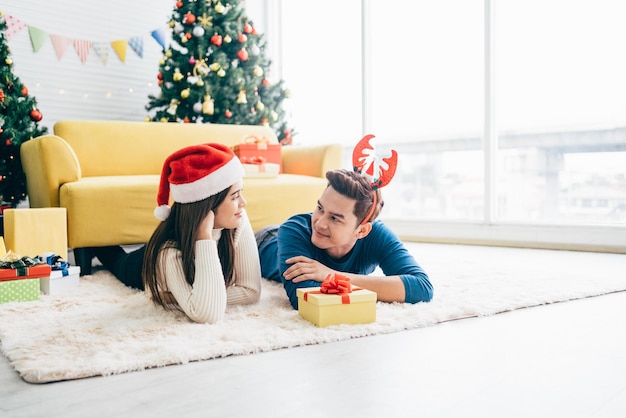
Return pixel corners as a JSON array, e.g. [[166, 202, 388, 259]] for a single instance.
[[0, 278, 41, 304]]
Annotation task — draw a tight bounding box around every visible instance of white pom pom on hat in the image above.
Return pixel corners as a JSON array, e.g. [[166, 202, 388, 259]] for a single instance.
[[154, 143, 244, 220]]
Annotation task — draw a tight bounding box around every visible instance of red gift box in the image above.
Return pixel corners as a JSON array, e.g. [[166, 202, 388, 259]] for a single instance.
[[233, 136, 282, 173], [0, 263, 52, 281]]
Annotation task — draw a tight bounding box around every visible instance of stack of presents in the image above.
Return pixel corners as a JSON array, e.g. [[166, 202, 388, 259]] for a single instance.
[[233, 135, 282, 177], [0, 207, 80, 305]]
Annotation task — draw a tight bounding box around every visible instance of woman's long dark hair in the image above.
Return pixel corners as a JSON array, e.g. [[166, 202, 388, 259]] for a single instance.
[[143, 187, 235, 310]]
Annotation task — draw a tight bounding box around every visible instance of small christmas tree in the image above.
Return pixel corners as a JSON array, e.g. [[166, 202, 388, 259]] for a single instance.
[[0, 12, 48, 207], [146, 0, 294, 144]]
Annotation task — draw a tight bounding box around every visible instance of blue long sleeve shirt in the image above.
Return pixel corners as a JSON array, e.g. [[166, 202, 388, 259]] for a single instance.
[[258, 213, 434, 309]]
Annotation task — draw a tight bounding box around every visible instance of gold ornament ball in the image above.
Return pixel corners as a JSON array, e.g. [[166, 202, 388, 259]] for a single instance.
[[209, 63, 221, 72], [5, 58, 12, 65], [253, 66, 264, 77], [256, 101, 265, 111], [181, 88, 191, 99], [217, 69, 226, 77], [196, 79, 204, 86]]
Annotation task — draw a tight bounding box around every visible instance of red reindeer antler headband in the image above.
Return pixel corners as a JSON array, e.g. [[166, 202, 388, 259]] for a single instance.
[[352, 134, 398, 224]]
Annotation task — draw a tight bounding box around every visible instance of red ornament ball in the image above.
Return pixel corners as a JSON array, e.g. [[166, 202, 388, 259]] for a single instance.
[[176, 1, 183, 8], [211, 33, 223, 46], [225, 110, 233, 118], [243, 23, 253, 34], [185, 13, 196, 24], [237, 49, 249, 61], [5, 139, 11, 146], [30, 109, 43, 122], [21, 86, 28, 96]]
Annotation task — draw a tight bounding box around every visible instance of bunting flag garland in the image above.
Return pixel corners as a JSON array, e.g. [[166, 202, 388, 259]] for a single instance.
[[127, 36, 144, 58], [27, 26, 47, 52], [151, 25, 170, 50], [93, 41, 109, 65], [4, 15, 26, 40], [111, 40, 127, 63], [73, 39, 93, 64], [3, 11, 171, 65], [49, 34, 72, 61]]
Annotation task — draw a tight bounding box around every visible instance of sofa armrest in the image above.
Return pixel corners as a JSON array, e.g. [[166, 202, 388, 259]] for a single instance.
[[281, 144, 343, 178], [20, 135, 81, 207]]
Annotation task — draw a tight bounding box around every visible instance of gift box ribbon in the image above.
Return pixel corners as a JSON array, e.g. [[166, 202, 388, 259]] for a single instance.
[[304, 273, 359, 304], [241, 135, 270, 150], [44, 254, 69, 276], [242, 135, 270, 145], [0, 253, 43, 270], [240, 156, 266, 165]]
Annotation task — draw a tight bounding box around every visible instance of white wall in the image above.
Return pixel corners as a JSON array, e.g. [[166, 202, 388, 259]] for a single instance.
[[1, 0, 265, 132]]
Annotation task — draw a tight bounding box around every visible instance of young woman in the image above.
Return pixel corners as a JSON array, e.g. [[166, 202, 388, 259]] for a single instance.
[[96, 143, 261, 323]]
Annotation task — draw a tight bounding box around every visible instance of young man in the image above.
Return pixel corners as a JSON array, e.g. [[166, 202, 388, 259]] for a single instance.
[[256, 168, 433, 309]]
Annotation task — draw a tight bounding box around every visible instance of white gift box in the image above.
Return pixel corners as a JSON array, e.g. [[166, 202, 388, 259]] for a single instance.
[[242, 163, 280, 178], [40, 266, 81, 295]]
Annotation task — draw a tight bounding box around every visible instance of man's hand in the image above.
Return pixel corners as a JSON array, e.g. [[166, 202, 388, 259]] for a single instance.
[[283, 256, 335, 283]]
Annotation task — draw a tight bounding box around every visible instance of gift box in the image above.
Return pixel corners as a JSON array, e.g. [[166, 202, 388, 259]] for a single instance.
[[0, 263, 51, 281], [3, 208, 68, 260], [242, 162, 281, 178], [233, 138, 282, 173], [0, 278, 41, 303], [296, 286, 377, 327], [40, 266, 81, 295]]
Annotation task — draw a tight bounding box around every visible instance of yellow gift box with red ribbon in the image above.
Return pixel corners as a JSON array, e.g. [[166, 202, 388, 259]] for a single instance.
[[233, 135, 282, 174], [296, 274, 377, 327]]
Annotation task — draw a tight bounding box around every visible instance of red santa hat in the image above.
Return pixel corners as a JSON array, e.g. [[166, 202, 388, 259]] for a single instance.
[[154, 143, 244, 221]]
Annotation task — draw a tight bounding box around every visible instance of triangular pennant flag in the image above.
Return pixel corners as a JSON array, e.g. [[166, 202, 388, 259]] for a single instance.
[[111, 40, 127, 63], [93, 41, 109, 65], [151, 26, 170, 50], [73, 39, 92, 64], [4, 15, 27, 40], [27, 26, 48, 52], [128, 36, 144, 58], [50, 34, 72, 61]]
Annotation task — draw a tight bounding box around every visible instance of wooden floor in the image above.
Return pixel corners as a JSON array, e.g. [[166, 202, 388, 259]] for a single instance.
[[1, 250, 626, 418]]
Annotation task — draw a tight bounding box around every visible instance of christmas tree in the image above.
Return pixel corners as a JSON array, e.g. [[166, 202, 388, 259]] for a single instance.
[[0, 12, 48, 207], [146, 0, 294, 144]]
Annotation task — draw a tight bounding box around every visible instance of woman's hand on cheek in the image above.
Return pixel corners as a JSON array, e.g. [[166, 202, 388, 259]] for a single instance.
[[197, 210, 215, 240]]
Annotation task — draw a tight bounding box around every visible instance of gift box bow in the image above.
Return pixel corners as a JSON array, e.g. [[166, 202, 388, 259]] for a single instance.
[[304, 273, 359, 304], [0, 251, 47, 276], [42, 253, 70, 276], [241, 135, 271, 150], [242, 135, 270, 145], [240, 156, 267, 165]]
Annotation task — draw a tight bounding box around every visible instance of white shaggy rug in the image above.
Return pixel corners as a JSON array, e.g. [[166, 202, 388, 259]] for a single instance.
[[1, 243, 625, 384]]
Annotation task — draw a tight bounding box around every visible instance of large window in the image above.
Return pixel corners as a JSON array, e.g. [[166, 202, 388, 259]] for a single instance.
[[277, 1, 626, 250], [496, 0, 626, 225]]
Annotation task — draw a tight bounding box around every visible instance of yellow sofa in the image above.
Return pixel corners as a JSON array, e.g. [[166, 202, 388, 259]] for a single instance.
[[21, 120, 342, 274]]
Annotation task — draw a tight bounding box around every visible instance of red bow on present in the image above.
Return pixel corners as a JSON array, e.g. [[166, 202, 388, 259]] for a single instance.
[[320, 273, 352, 294], [242, 135, 269, 145], [240, 156, 266, 165]]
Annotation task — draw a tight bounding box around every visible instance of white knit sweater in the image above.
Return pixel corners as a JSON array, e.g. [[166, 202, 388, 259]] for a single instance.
[[157, 210, 262, 323]]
